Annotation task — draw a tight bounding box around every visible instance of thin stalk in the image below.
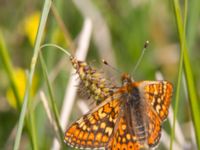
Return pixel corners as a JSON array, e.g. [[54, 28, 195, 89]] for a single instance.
[[0, 32, 21, 110], [0, 31, 38, 150], [13, 0, 52, 149], [171, 0, 200, 149], [170, 31, 184, 150], [170, 1, 187, 149], [29, 109, 38, 150], [39, 53, 64, 144]]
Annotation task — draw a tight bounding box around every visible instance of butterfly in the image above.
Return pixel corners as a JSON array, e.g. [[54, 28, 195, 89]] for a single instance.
[[64, 57, 173, 150]]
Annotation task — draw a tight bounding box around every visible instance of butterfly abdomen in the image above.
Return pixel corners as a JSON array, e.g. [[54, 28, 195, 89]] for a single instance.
[[128, 86, 148, 144]]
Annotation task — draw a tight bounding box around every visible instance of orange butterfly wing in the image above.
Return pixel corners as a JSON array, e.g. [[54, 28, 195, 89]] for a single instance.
[[64, 94, 121, 149], [147, 106, 162, 147], [137, 81, 173, 146], [107, 115, 143, 150], [65, 80, 173, 149], [141, 81, 173, 121]]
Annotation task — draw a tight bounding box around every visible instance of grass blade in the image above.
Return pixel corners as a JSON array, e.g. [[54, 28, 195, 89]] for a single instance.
[[0, 32, 21, 110], [39, 53, 63, 143], [13, 0, 52, 149], [170, 0, 200, 149]]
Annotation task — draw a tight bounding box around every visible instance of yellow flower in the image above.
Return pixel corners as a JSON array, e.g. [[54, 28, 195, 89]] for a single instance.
[[24, 11, 41, 46], [6, 68, 38, 109]]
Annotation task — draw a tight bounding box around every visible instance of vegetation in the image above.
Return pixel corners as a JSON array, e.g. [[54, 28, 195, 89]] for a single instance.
[[0, 0, 199, 149]]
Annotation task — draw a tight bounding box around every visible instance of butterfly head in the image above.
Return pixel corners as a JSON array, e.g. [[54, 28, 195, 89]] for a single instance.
[[121, 73, 132, 83]]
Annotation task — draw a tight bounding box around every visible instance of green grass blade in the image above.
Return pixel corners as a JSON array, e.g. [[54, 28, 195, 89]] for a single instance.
[[0, 31, 21, 110], [13, 0, 52, 149], [187, 0, 200, 48], [28, 110, 38, 150], [170, 27, 184, 150], [183, 0, 188, 31], [0, 30, 38, 150], [39, 53, 63, 143], [171, 0, 200, 149], [170, 1, 186, 149]]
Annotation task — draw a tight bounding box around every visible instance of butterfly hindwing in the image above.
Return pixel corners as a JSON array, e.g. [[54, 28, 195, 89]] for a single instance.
[[147, 105, 162, 147], [107, 114, 142, 150]]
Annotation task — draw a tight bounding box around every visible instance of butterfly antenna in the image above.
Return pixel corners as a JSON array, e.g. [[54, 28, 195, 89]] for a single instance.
[[102, 59, 121, 74], [132, 40, 149, 75]]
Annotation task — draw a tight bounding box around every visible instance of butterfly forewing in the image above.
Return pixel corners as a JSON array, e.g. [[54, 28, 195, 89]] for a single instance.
[[138, 81, 173, 121], [64, 94, 121, 149]]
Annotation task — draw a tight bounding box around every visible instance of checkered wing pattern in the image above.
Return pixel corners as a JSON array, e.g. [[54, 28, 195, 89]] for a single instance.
[[65, 73, 173, 149], [140, 81, 173, 121], [107, 115, 142, 150], [147, 106, 162, 147], [64, 95, 121, 149]]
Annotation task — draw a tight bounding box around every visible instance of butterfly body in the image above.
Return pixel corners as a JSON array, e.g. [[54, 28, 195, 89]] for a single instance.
[[65, 58, 173, 150]]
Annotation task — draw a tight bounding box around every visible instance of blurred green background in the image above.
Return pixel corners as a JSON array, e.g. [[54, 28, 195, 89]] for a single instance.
[[0, 0, 199, 150]]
